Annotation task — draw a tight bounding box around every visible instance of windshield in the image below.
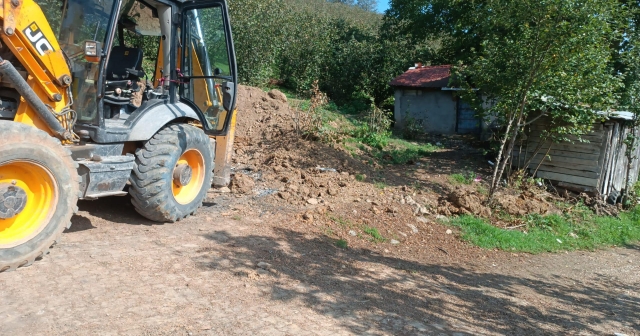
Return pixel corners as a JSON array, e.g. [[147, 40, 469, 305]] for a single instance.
[[48, 0, 121, 124], [57, 0, 115, 58]]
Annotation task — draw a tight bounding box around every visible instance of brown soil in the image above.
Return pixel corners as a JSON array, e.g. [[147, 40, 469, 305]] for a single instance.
[[0, 85, 637, 335]]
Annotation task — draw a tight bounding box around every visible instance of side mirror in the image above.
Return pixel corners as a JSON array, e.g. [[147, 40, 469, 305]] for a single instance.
[[84, 41, 102, 63]]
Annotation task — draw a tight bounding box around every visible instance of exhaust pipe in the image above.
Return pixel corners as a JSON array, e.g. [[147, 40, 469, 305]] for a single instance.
[[0, 57, 71, 140]]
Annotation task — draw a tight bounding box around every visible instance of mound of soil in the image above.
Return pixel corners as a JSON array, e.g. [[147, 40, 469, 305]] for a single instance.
[[438, 187, 492, 217], [224, 85, 565, 254]]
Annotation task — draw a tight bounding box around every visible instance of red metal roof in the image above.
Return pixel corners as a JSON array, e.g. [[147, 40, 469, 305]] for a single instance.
[[389, 65, 452, 88]]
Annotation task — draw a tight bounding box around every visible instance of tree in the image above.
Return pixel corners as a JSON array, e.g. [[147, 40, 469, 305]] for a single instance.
[[356, 0, 378, 12], [616, 1, 640, 206], [383, 0, 488, 64], [387, 0, 625, 198], [456, 0, 623, 197], [327, 0, 356, 5]]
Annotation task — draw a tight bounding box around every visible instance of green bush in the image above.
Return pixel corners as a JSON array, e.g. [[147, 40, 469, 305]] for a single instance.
[[228, 0, 425, 104]]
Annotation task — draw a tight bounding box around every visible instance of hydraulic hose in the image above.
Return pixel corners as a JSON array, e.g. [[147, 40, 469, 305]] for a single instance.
[[0, 57, 71, 140]]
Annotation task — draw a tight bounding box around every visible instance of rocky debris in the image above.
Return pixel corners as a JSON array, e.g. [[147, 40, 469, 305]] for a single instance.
[[231, 173, 255, 194], [579, 192, 619, 217], [407, 224, 419, 233], [416, 217, 429, 224], [302, 213, 313, 221], [414, 205, 430, 216], [268, 89, 287, 103], [257, 261, 272, 269], [446, 229, 453, 235], [436, 215, 449, 222], [278, 191, 291, 200], [348, 230, 357, 236], [327, 187, 339, 196], [390, 239, 400, 245], [214, 187, 231, 193], [307, 198, 319, 205]]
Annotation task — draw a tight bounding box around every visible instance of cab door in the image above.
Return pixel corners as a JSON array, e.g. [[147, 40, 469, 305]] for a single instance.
[[178, 0, 237, 136]]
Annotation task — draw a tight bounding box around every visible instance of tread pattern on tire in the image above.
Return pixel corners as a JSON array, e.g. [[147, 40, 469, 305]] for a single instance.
[[0, 121, 79, 272], [129, 124, 213, 222]]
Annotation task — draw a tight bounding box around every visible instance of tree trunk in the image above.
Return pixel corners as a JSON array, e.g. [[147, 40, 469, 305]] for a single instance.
[[622, 115, 638, 207], [493, 114, 523, 195], [489, 94, 529, 199], [489, 112, 516, 198]]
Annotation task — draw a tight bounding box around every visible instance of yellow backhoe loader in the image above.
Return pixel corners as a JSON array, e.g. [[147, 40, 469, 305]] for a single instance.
[[0, 0, 238, 271]]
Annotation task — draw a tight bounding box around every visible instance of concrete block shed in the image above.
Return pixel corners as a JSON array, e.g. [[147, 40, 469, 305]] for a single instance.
[[389, 64, 485, 136], [511, 112, 640, 201]]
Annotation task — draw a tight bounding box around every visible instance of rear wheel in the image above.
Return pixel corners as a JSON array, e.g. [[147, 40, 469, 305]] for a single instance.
[[129, 124, 213, 222], [0, 121, 79, 272]]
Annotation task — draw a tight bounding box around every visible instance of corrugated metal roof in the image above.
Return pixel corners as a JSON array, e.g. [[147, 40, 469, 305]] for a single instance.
[[598, 111, 635, 121], [389, 65, 451, 88]]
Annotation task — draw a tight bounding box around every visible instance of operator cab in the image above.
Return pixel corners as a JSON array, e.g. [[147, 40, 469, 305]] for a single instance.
[[48, 0, 237, 142]]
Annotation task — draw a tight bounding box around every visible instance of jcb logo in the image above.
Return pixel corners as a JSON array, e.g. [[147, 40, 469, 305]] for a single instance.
[[23, 23, 54, 56]]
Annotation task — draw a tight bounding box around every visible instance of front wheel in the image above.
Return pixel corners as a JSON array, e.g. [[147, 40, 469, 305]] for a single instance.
[[129, 124, 213, 222], [0, 121, 79, 272]]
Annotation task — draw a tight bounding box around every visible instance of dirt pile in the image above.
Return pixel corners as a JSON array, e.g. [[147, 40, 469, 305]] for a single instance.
[[230, 172, 255, 194], [495, 190, 550, 216], [436, 186, 556, 218], [228, 85, 563, 235], [234, 85, 296, 145], [438, 187, 492, 217]]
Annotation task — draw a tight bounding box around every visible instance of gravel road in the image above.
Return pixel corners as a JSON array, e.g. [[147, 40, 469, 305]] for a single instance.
[[1, 195, 637, 335]]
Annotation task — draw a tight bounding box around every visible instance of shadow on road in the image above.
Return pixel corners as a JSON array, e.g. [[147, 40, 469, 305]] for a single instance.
[[196, 227, 639, 335]]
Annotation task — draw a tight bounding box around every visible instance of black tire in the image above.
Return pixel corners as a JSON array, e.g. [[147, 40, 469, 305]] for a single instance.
[[0, 121, 79, 272], [129, 124, 213, 222]]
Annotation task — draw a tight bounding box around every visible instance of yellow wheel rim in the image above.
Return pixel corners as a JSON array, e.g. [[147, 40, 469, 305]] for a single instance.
[[0, 161, 58, 248], [171, 149, 205, 205]]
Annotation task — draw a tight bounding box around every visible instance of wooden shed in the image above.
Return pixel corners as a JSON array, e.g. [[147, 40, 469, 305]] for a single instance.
[[511, 111, 640, 202]]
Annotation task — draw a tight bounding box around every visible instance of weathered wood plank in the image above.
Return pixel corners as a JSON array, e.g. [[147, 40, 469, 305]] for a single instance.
[[535, 165, 600, 179], [535, 171, 600, 187], [512, 148, 600, 161], [525, 141, 601, 154], [524, 160, 601, 173], [557, 182, 597, 194], [529, 123, 604, 131], [514, 153, 598, 167], [527, 132, 604, 142], [527, 136, 603, 146]]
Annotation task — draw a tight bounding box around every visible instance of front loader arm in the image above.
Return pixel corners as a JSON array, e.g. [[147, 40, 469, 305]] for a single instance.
[[0, 0, 72, 137]]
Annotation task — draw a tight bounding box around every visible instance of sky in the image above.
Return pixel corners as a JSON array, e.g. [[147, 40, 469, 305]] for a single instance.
[[376, 0, 390, 13]]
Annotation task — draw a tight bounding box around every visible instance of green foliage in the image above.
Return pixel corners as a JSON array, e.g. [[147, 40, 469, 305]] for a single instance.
[[355, 174, 366, 181], [374, 181, 387, 189], [335, 239, 349, 249], [450, 207, 640, 253], [229, 0, 418, 104], [449, 172, 475, 185], [363, 226, 386, 242], [350, 104, 393, 149], [373, 138, 436, 164], [402, 115, 425, 140], [387, 0, 630, 196]]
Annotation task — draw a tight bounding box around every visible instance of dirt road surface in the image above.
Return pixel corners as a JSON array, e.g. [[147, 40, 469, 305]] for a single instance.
[[2, 86, 638, 335], [1, 194, 638, 336]]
